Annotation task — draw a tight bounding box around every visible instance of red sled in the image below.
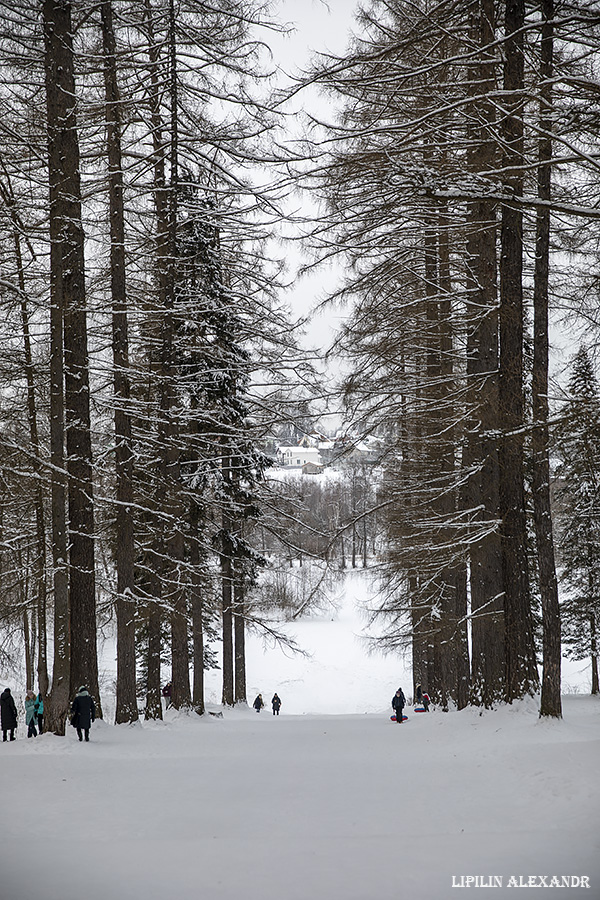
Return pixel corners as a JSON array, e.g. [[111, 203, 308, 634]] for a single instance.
[[414, 707, 427, 712], [390, 715, 408, 722]]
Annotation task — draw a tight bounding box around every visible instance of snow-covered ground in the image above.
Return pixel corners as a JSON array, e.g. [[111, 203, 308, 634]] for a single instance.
[[1, 571, 598, 900]]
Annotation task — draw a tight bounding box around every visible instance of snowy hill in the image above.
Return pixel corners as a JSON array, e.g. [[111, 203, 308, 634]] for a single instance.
[[204, 569, 413, 715]]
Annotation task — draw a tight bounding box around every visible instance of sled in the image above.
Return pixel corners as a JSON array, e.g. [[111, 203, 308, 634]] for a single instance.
[[413, 707, 427, 712], [390, 715, 408, 722]]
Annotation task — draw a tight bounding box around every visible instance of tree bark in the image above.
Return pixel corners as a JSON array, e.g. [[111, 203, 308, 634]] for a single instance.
[[499, 0, 539, 702], [145, 596, 163, 720], [590, 612, 599, 695], [234, 575, 247, 704], [42, 0, 100, 711], [532, 0, 561, 719], [221, 502, 235, 706], [465, 0, 504, 706], [190, 501, 205, 713], [101, 0, 138, 725], [42, 0, 71, 734]]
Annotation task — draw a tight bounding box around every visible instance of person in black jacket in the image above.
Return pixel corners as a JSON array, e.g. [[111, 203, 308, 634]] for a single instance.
[[271, 693, 281, 715], [71, 686, 96, 742], [253, 694, 264, 713], [1, 687, 18, 741], [392, 688, 406, 723]]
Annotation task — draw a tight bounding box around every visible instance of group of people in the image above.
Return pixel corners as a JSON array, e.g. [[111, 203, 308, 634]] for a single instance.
[[391, 683, 431, 722], [1, 687, 43, 741], [253, 693, 282, 715], [1, 685, 96, 742]]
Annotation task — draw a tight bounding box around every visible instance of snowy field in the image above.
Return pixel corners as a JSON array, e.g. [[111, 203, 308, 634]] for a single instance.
[[1, 571, 599, 900], [0, 696, 598, 900]]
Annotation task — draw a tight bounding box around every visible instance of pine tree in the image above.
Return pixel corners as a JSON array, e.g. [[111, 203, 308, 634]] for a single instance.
[[556, 347, 600, 695]]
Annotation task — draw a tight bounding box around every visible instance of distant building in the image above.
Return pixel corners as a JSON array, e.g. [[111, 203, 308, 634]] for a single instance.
[[302, 461, 324, 475], [278, 446, 323, 469]]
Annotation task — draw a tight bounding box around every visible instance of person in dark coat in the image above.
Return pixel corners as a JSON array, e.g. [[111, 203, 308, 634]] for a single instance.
[[253, 693, 264, 712], [34, 691, 44, 733], [71, 686, 96, 742], [392, 688, 406, 723], [162, 682, 172, 709], [271, 693, 281, 715], [1, 687, 18, 741], [415, 683, 423, 706], [422, 692, 430, 712]]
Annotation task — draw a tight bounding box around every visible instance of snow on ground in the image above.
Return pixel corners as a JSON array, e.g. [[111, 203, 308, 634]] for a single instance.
[[0, 696, 598, 900], [1, 570, 598, 900], [204, 569, 413, 715]]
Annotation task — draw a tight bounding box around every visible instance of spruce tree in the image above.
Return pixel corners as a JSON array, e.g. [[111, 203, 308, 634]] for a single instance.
[[556, 347, 600, 695]]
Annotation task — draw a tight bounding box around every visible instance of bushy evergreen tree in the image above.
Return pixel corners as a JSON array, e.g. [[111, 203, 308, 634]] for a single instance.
[[556, 347, 600, 694]]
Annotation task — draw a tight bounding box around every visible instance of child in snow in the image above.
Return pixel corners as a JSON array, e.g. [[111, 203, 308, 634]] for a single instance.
[[392, 688, 406, 723], [34, 691, 44, 733], [25, 691, 38, 738], [253, 694, 264, 712]]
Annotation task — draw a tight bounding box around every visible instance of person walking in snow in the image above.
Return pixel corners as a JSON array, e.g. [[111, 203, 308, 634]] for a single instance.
[[253, 693, 264, 713], [1, 687, 17, 741], [25, 691, 38, 738], [70, 686, 96, 742], [392, 688, 406, 723], [162, 682, 172, 709], [34, 690, 44, 734], [271, 693, 281, 715]]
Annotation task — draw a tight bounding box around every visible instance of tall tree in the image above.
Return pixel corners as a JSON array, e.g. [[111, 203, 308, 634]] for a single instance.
[[531, 0, 561, 719], [498, 0, 538, 701], [556, 348, 600, 696], [100, 0, 138, 724], [43, 0, 100, 711]]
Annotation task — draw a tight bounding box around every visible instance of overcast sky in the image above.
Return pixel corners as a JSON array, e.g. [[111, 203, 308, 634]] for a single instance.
[[260, 2, 361, 362]]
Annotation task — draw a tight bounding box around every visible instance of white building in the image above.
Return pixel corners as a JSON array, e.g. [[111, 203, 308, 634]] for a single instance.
[[278, 446, 323, 468]]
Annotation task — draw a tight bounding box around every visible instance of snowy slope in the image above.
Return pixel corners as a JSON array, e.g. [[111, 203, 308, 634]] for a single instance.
[[1, 569, 599, 900], [204, 569, 413, 715]]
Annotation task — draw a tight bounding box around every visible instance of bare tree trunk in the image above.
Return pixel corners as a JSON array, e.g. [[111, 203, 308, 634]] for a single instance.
[[533, 0, 561, 720], [23, 610, 33, 692], [234, 576, 247, 704], [101, 0, 138, 725], [145, 595, 163, 720], [170, 529, 191, 710], [42, 0, 70, 734], [42, 0, 100, 712], [499, 0, 538, 701], [465, 0, 504, 707], [190, 502, 205, 713], [590, 612, 599, 695], [221, 546, 234, 707]]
